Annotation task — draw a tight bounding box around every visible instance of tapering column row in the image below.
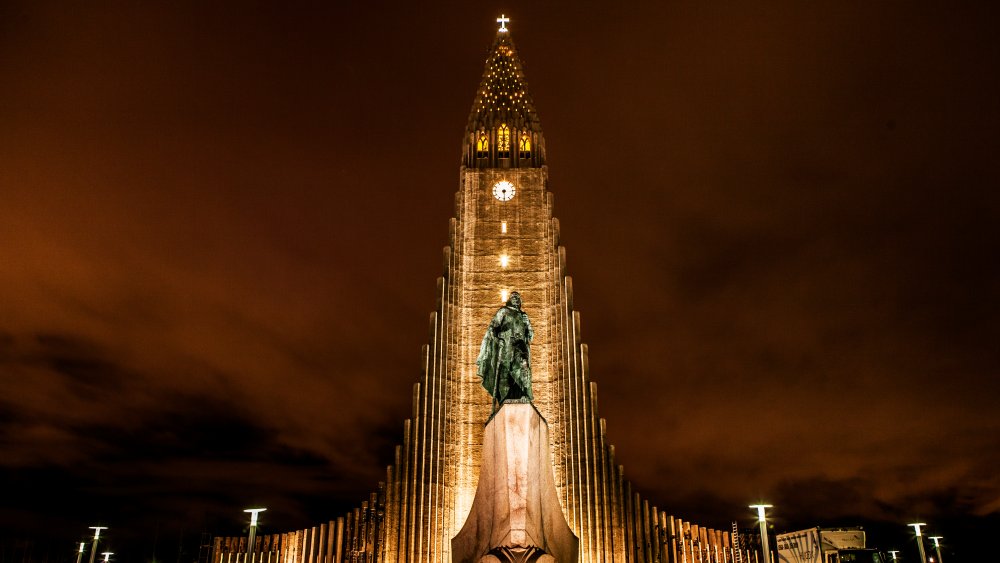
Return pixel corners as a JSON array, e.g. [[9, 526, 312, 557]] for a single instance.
[[209, 499, 384, 563]]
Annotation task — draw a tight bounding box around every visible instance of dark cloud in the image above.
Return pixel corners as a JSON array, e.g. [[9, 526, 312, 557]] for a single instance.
[[0, 0, 997, 559]]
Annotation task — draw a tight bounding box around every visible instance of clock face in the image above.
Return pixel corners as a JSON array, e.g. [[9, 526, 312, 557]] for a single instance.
[[492, 180, 516, 201]]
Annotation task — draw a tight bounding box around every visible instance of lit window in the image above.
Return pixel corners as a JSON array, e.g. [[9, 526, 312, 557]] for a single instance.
[[500, 289, 509, 303], [476, 131, 489, 159], [519, 132, 531, 158], [497, 124, 510, 158], [501, 221, 507, 234], [499, 254, 510, 268]]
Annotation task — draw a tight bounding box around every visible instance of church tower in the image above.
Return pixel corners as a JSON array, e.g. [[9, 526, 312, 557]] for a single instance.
[[211, 17, 736, 563], [379, 20, 666, 562], [380, 21, 576, 561]]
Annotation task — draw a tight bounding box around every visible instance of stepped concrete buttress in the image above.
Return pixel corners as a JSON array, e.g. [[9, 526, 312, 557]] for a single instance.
[[452, 403, 579, 563]]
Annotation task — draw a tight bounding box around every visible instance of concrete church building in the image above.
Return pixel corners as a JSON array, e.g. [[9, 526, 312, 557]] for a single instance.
[[213, 18, 736, 563]]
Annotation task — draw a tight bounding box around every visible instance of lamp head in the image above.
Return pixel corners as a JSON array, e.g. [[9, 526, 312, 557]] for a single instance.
[[244, 507, 267, 526], [748, 504, 773, 521]]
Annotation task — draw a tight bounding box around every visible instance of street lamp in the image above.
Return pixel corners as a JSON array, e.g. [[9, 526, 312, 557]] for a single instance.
[[888, 550, 899, 562], [75, 542, 86, 563], [244, 508, 267, 554], [101, 553, 112, 563], [87, 527, 108, 563], [749, 504, 773, 563], [928, 536, 944, 563], [908, 523, 927, 563]]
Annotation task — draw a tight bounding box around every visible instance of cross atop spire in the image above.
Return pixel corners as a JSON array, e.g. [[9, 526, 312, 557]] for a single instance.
[[496, 14, 510, 32]]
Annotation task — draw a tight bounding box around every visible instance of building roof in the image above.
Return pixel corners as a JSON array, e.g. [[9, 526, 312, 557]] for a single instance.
[[465, 30, 543, 138]]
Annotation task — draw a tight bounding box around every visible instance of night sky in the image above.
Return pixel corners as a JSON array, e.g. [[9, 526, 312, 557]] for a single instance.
[[2, 1, 998, 560]]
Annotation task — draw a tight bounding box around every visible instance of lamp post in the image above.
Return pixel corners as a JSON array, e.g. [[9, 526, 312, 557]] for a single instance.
[[75, 542, 86, 563], [888, 550, 899, 562], [928, 536, 944, 563], [87, 527, 108, 563], [749, 504, 773, 563], [908, 523, 927, 563], [244, 508, 267, 554]]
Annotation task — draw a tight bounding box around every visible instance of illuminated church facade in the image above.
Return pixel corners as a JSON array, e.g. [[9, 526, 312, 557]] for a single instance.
[[212, 18, 737, 563]]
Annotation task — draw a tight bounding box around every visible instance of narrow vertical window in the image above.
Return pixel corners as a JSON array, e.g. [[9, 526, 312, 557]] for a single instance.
[[499, 254, 510, 268], [497, 124, 510, 158], [519, 132, 531, 158], [500, 221, 508, 234], [476, 131, 489, 158], [500, 289, 509, 303]]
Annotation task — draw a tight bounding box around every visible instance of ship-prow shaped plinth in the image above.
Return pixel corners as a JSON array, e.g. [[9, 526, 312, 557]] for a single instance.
[[452, 403, 579, 563]]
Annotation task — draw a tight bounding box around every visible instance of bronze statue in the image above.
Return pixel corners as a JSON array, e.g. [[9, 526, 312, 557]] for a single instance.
[[476, 291, 534, 412]]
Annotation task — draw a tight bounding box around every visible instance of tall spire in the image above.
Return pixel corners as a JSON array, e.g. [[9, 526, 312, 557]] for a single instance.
[[463, 18, 545, 168]]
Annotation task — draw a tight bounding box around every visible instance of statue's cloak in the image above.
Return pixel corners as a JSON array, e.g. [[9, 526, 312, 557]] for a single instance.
[[476, 305, 533, 403]]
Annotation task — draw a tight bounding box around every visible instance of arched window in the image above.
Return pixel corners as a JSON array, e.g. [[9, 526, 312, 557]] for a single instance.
[[476, 131, 489, 159], [497, 124, 511, 158], [519, 132, 531, 159]]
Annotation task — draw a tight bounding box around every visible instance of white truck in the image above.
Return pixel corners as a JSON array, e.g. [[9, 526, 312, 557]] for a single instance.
[[775, 527, 884, 563]]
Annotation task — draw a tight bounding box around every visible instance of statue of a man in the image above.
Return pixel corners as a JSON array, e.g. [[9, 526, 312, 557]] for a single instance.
[[476, 291, 534, 410]]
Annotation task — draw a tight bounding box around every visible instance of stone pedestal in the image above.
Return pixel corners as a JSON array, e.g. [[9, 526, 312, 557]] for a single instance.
[[452, 403, 579, 563]]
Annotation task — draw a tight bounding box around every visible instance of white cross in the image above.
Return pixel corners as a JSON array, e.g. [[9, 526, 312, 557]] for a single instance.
[[497, 14, 510, 32]]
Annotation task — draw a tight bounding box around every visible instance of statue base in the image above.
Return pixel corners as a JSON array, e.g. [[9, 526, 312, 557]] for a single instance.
[[451, 403, 578, 563]]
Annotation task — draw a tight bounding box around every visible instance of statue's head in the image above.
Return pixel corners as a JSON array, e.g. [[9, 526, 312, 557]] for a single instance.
[[507, 291, 522, 310]]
